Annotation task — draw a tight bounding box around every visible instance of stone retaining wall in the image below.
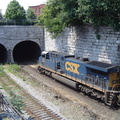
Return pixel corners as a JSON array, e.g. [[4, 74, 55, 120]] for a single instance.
[[45, 26, 120, 65]]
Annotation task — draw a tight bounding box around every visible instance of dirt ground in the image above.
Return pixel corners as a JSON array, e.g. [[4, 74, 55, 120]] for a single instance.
[[4, 65, 120, 120]]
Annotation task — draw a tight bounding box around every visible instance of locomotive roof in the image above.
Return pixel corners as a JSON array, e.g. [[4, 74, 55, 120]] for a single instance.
[[66, 57, 119, 72], [49, 51, 75, 57], [67, 57, 116, 69], [85, 61, 120, 72], [87, 61, 114, 69]]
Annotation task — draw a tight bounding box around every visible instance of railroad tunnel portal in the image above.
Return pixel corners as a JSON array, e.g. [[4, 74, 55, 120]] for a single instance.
[[13, 41, 41, 63], [0, 44, 7, 63]]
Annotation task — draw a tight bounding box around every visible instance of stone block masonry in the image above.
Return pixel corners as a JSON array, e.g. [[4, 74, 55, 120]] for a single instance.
[[0, 26, 44, 48], [0, 25, 119, 65], [45, 26, 120, 65], [0, 26, 44, 63]]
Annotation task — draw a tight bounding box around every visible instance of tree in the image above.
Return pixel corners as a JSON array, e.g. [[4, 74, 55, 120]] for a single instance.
[[61, 0, 80, 26], [0, 12, 2, 19], [77, 0, 120, 30], [37, 0, 81, 38], [38, 0, 67, 38], [5, 0, 26, 20], [26, 8, 36, 20], [38, 0, 120, 38]]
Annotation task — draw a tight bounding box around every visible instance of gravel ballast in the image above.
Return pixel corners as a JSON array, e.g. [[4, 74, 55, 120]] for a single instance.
[[4, 65, 120, 120]]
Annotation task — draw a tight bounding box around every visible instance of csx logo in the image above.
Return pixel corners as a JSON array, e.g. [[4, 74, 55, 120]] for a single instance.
[[65, 61, 80, 74]]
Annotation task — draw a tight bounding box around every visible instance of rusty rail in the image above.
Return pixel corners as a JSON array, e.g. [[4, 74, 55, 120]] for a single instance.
[[0, 92, 27, 120], [22, 90, 63, 120]]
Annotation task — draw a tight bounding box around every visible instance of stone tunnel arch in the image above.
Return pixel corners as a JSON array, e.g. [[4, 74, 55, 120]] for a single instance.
[[0, 44, 7, 63], [13, 41, 41, 63]]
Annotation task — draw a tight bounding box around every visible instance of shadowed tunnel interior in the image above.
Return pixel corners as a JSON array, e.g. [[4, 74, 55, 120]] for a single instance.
[[13, 41, 41, 63], [0, 44, 7, 63]]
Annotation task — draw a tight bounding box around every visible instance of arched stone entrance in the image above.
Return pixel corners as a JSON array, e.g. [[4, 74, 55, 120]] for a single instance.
[[13, 41, 41, 63], [0, 44, 7, 63]]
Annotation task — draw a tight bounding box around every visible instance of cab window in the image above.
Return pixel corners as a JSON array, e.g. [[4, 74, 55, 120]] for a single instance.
[[46, 53, 49, 59]]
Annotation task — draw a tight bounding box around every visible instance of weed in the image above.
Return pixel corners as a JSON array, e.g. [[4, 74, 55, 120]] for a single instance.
[[8, 64, 21, 73], [9, 91, 24, 113], [0, 65, 5, 77]]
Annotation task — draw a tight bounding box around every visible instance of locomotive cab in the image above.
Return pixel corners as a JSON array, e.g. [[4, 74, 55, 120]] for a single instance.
[[39, 51, 75, 72]]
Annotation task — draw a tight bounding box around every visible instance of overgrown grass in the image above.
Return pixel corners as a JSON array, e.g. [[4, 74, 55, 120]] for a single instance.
[[0, 64, 24, 113], [0, 76, 25, 113], [4, 64, 39, 113], [7, 64, 38, 85], [9, 91, 24, 113], [8, 64, 21, 73], [0, 65, 5, 77]]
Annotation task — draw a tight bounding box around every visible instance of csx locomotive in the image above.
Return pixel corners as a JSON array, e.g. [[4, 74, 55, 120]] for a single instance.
[[38, 51, 120, 107]]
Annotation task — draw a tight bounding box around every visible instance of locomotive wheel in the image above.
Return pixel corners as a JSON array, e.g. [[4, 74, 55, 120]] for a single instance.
[[110, 94, 119, 108], [38, 66, 44, 74]]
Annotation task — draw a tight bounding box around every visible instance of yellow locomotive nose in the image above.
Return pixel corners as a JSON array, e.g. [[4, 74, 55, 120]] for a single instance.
[[109, 73, 120, 90]]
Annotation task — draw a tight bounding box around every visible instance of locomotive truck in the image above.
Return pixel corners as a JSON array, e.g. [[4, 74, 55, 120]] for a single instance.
[[38, 51, 120, 107]]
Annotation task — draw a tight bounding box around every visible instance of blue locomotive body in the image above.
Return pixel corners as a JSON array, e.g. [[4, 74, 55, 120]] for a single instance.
[[38, 51, 120, 107]]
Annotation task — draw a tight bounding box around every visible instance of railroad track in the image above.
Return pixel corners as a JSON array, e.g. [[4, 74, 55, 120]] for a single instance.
[[2, 68, 63, 120], [20, 64, 120, 120], [22, 90, 62, 120]]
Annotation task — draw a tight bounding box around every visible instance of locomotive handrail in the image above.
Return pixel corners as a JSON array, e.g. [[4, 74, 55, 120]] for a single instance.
[[86, 74, 107, 92], [110, 84, 120, 93]]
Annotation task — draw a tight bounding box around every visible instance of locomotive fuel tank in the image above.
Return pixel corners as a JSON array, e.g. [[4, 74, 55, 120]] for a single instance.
[[52, 73, 78, 89]]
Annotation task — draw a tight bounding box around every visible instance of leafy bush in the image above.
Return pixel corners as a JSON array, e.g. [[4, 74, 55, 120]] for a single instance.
[[5, 0, 26, 20], [0, 19, 37, 25], [77, 0, 120, 30], [38, 0, 120, 38], [38, 0, 67, 38], [9, 91, 24, 113], [0, 20, 6, 25]]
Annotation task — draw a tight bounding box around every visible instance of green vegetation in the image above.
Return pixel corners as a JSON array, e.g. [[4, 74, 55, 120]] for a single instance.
[[38, 0, 120, 38], [0, 80, 24, 113], [0, 64, 41, 113], [9, 91, 24, 113], [0, 65, 24, 113], [26, 8, 36, 20], [1, 0, 37, 25], [0, 65, 5, 77], [37, 0, 67, 38], [0, 12, 2, 19], [8, 64, 21, 73], [0, 19, 37, 25], [5, 0, 26, 20], [77, 0, 120, 30]]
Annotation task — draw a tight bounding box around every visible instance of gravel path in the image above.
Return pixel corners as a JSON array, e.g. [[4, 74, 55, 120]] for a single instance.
[[4, 65, 120, 120]]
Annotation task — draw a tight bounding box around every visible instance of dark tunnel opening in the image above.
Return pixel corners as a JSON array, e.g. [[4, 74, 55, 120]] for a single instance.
[[0, 44, 7, 63], [13, 41, 41, 64]]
